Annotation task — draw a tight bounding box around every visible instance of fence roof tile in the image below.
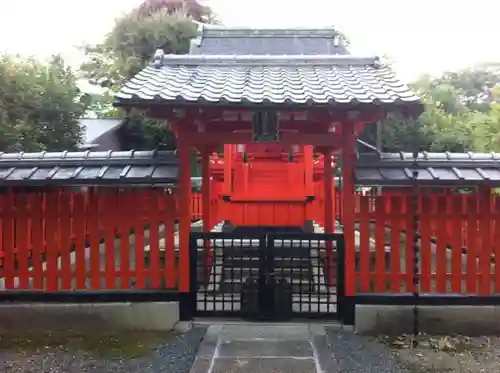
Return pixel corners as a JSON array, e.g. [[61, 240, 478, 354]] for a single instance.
[[0, 150, 178, 187], [356, 152, 500, 186]]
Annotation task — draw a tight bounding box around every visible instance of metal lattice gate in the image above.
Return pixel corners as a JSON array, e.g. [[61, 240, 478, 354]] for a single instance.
[[188, 232, 345, 321]]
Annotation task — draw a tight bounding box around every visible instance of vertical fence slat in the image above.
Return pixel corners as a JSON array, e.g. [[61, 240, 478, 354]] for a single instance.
[[358, 197, 370, 292], [404, 195, 415, 292], [419, 196, 432, 292], [495, 197, 500, 293], [59, 191, 72, 290], [30, 193, 44, 289], [0, 194, 3, 269], [479, 191, 491, 295], [435, 196, 447, 293], [104, 189, 117, 290], [149, 189, 161, 289], [89, 189, 101, 290], [73, 193, 87, 290], [15, 193, 29, 289], [45, 192, 59, 291], [466, 198, 477, 293], [374, 197, 386, 292], [389, 196, 401, 293], [2, 193, 15, 289], [450, 196, 463, 293], [164, 193, 176, 289], [117, 189, 131, 290], [134, 189, 146, 290]]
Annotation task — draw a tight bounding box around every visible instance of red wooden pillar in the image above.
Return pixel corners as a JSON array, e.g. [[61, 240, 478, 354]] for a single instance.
[[341, 122, 357, 296], [178, 136, 192, 292], [323, 148, 333, 234], [322, 147, 336, 285], [201, 149, 211, 232], [304, 145, 314, 196], [224, 144, 233, 196]]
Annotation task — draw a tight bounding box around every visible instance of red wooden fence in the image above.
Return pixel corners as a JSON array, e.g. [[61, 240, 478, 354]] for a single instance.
[[349, 193, 498, 296], [0, 188, 178, 291], [2, 186, 500, 297]]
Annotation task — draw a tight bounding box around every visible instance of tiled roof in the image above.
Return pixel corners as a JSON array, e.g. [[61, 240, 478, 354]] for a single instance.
[[0, 150, 178, 187], [189, 26, 349, 55], [115, 54, 422, 112], [356, 152, 500, 186], [78, 118, 122, 148]]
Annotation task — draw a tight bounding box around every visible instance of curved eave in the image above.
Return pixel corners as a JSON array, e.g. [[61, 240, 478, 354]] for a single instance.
[[114, 97, 424, 117]]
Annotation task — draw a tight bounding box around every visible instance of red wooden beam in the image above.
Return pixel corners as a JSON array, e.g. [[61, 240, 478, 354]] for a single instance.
[[184, 132, 343, 147], [148, 106, 385, 127]]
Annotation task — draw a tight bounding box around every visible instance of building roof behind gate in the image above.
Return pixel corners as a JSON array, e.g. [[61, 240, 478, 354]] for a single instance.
[[115, 25, 423, 115], [189, 25, 349, 55], [0, 150, 178, 187], [356, 152, 500, 186]]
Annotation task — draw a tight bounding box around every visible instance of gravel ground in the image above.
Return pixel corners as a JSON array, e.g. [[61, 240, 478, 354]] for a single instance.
[[325, 327, 410, 373], [376, 334, 500, 372], [1, 326, 207, 373]]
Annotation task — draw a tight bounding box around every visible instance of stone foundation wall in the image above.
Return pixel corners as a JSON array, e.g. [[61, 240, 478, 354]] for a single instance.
[[355, 305, 500, 335], [0, 302, 181, 333]]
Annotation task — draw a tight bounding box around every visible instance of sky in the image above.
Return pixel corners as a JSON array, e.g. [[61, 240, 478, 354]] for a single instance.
[[0, 0, 499, 82]]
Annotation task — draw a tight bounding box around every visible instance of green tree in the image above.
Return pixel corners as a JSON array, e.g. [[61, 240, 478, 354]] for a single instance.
[[432, 64, 500, 112], [377, 67, 500, 153], [80, 0, 216, 152], [0, 55, 86, 152]]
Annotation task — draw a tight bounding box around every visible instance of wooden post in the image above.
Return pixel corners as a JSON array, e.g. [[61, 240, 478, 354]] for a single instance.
[[341, 122, 357, 296], [178, 135, 192, 292], [322, 147, 336, 285], [376, 120, 383, 196], [323, 148, 333, 234], [304, 145, 314, 196], [224, 144, 233, 196], [331, 157, 337, 221], [201, 148, 211, 232]]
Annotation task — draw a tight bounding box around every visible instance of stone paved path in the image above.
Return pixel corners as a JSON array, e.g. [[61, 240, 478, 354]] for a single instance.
[[189, 323, 338, 373]]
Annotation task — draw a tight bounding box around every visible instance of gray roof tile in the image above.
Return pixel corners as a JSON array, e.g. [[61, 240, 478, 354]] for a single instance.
[[78, 118, 122, 147], [189, 26, 348, 55], [115, 54, 421, 111], [356, 152, 500, 186], [0, 150, 178, 187]]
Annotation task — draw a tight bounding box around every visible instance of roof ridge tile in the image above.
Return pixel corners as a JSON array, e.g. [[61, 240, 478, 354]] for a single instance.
[[152, 52, 381, 68]]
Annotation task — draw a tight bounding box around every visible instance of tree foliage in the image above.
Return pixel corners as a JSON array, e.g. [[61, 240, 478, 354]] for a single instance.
[[137, 0, 218, 23], [81, 10, 198, 89], [376, 64, 500, 153], [80, 0, 216, 151], [0, 55, 86, 152]]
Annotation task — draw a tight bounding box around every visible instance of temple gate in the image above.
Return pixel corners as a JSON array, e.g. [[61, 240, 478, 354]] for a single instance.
[[115, 26, 422, 320], [0, 26, 499, 328]]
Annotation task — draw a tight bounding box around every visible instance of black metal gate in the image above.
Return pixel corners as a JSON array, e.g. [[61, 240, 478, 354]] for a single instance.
[[188, 231, 345, 321]]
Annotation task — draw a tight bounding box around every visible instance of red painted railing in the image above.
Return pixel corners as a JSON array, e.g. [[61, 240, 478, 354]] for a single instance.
[[0, 188, 179, 291], [348, 193, 499, 296], [2, 186, 499, 297]]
